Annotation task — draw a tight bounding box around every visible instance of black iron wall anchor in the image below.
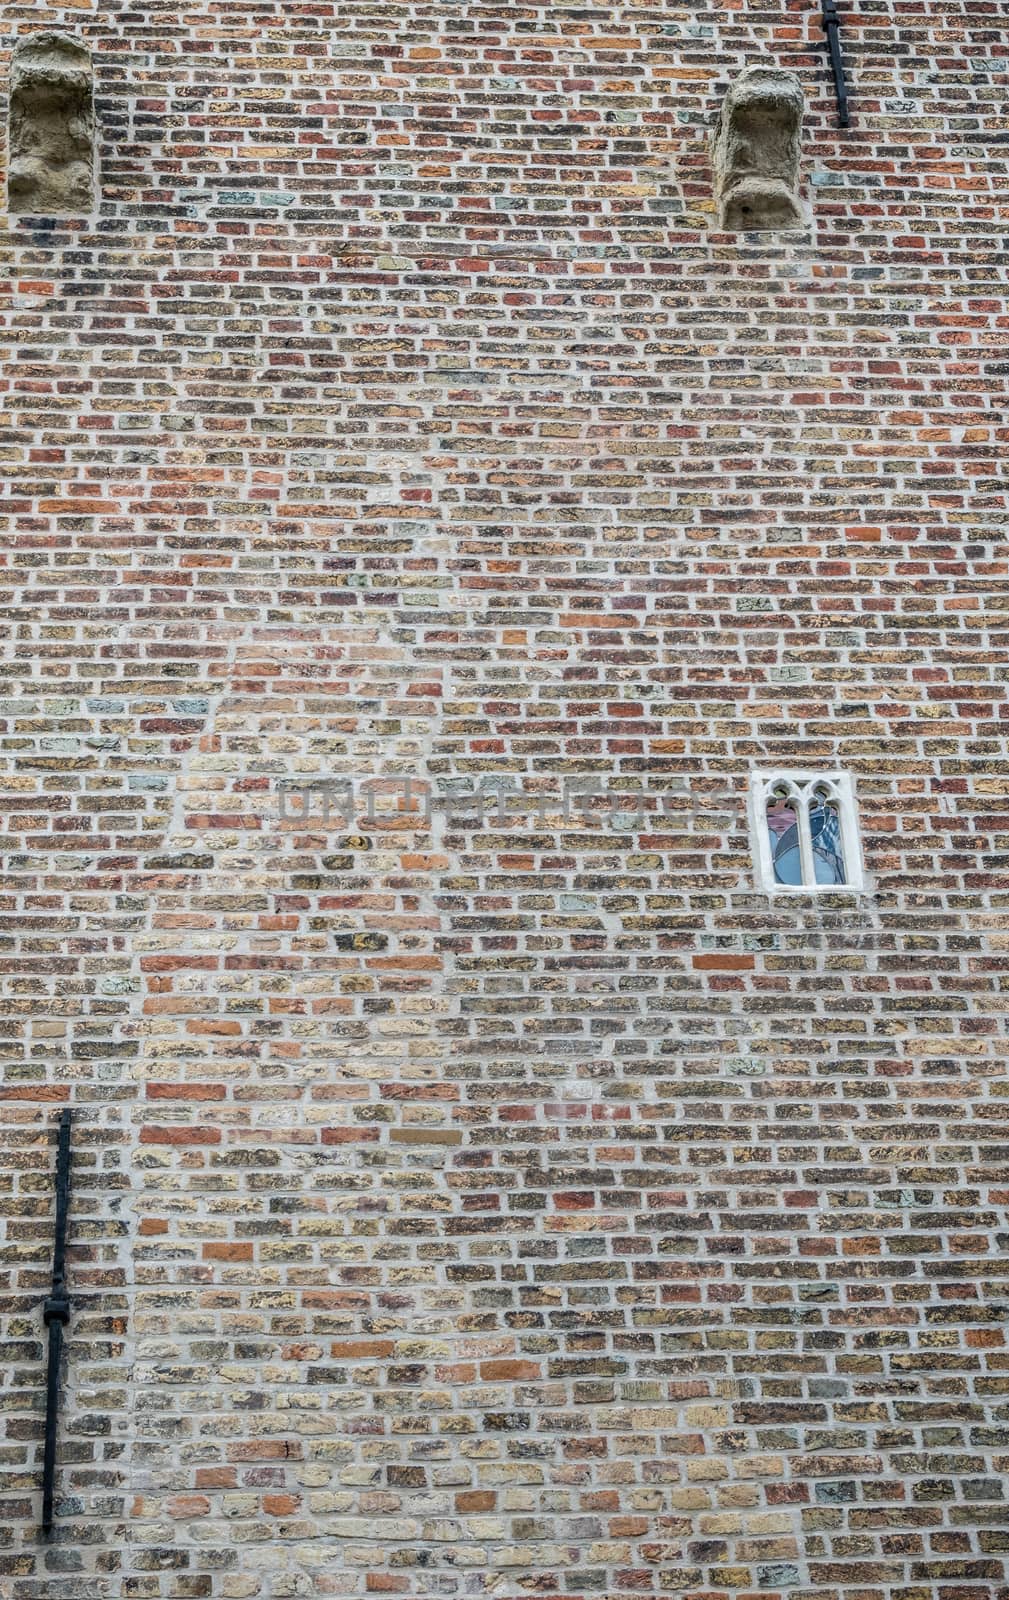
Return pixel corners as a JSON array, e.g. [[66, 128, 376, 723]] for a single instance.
[[821, 0, 851, 127], [41, 1107, 72, 1536]]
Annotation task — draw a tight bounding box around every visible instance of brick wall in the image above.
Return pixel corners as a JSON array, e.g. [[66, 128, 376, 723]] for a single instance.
[[2, 1, 1008, 1596]]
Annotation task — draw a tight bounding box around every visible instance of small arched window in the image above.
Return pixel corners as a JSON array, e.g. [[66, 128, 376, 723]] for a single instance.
[[749, 771, 864, 893]]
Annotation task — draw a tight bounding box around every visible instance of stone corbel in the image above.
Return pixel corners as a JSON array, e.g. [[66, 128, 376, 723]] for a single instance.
[[712, 66, 805, 232], [8, 33, 94, 215]]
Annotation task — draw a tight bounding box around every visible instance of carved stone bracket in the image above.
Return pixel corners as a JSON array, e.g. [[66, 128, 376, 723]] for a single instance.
[[8, 33, 94, 215], [712, 66, 805, 232]]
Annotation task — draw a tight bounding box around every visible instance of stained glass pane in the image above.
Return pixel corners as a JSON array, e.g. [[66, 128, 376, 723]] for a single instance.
[[809, 801, 846, 884], [766, 797, 802, 885], [766, 794, 847, 886]]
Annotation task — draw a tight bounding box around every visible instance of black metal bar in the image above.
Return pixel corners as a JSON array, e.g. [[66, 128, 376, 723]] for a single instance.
[[821, 0, 851, 128], [41, 1107, 72, 1536]]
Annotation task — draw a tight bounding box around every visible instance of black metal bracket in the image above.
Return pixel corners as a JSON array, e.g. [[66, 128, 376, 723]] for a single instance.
[[41, 1107, 72, 1536], [821, 0, 851, 127]]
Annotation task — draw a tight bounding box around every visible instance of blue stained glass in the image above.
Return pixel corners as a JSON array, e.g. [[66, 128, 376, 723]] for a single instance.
[[809, 803, 846, 884], [767, 798, 845, 886]]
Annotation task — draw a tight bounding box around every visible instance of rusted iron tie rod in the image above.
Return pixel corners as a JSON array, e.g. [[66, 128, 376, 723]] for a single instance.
[[822, 0, 851, 127], [41, 1107, 72, 1536]]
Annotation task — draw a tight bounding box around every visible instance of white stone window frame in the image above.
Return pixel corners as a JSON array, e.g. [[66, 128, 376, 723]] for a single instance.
[[748, 769, 865, 894]]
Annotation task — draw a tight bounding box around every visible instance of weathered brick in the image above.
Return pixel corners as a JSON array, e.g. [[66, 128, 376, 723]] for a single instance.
[[2, 1, 1007, 1596]]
